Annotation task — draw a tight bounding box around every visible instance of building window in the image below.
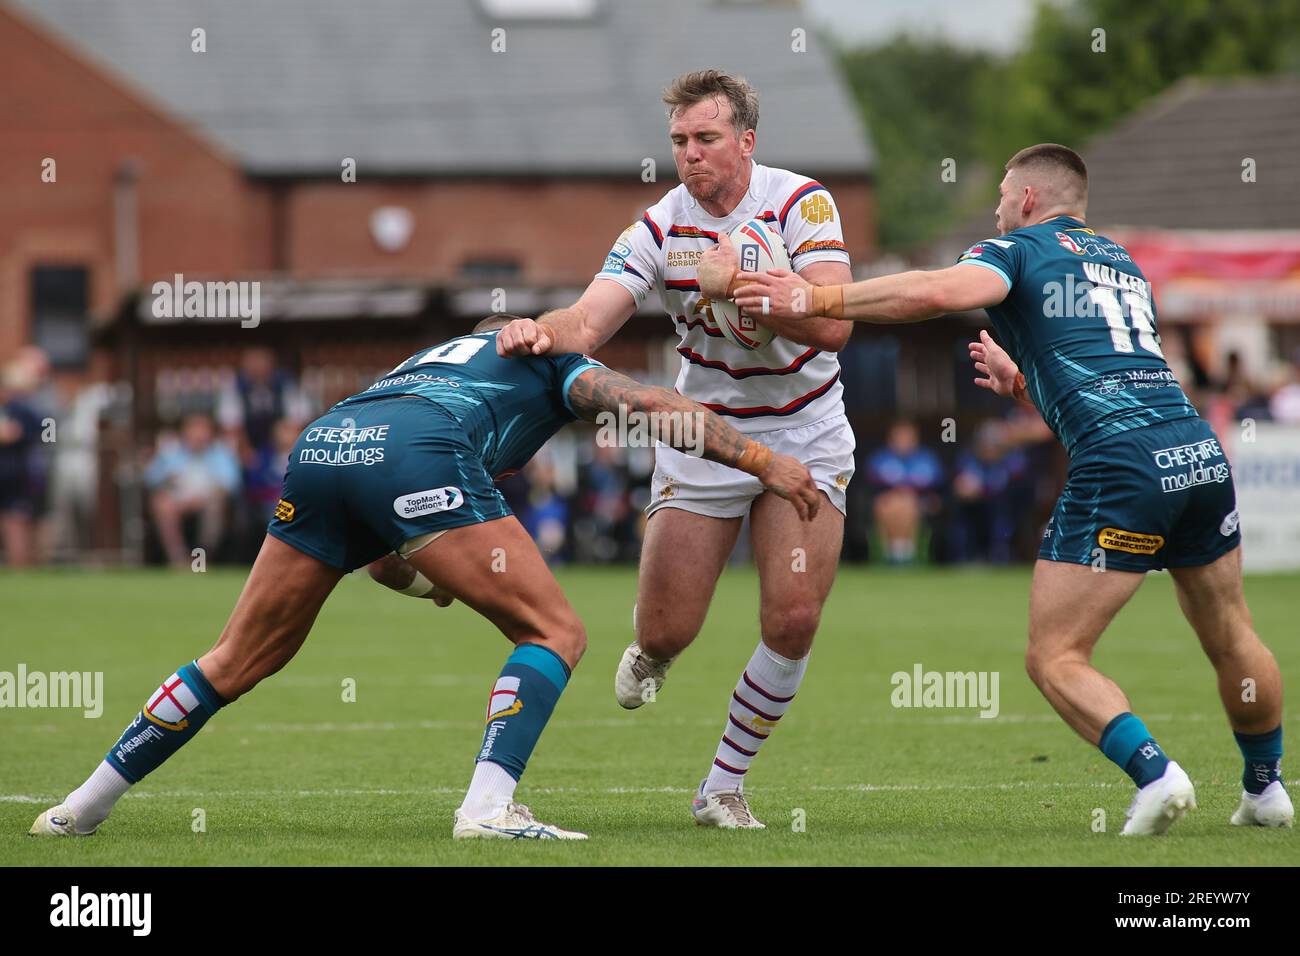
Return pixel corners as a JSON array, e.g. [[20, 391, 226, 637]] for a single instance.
[[478, 0, 599, 19], [30, 265, 90, 369], [460, 258, 522, 284]]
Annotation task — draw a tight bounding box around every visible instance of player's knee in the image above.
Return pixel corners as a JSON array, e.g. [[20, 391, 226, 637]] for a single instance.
[[761, 602, 821, 658], [537, 609, 586, 667], [1200, 620, 1261, 667], [1024, 641, 1064, 689], [636, 614, 699, 660]]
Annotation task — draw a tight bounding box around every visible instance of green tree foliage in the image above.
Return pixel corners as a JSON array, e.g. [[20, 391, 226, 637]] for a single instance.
[[837, 37, 997, 252], [835, 0, 1300, 254]]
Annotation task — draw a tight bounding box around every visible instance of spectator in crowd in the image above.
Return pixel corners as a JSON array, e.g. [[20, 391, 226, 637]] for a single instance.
[[520, 453, 569, 562], [0, 359, 46, 567], [217, 347, 313, 462], [144, 413, 241, 567], [573, 439, 635, 562], [950, 419, 1029, 564], [243, 417, 302, 527], [865, 419, 944, 564], [47, 383, 116, 560], [1269, 357, 1300, 424]]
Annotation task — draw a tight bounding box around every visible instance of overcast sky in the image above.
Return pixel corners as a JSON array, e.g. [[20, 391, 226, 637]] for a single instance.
[[805, 0, 1040, 54]]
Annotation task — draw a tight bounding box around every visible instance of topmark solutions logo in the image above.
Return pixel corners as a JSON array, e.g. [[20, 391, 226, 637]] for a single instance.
[[50, 886, 151, 936], [150, 273, 260, 328]]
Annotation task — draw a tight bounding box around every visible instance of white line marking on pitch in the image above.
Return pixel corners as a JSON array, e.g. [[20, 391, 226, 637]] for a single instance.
[[5, 778, 1292, 804]]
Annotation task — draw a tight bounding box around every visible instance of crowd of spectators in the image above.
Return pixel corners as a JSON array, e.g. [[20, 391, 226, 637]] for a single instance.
[[5, 342, 1300, 569]]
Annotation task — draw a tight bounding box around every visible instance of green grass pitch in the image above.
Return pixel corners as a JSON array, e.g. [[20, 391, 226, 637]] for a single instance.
[[1, 565, 1296, 866]]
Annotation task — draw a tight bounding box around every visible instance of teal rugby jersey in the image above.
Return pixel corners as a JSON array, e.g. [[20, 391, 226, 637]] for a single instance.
[[956, 217, 1198, 457], [336, 331, 603, 478]]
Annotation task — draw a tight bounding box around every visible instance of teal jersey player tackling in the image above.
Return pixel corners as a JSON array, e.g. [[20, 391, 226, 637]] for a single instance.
[[956, 216, 1199, 458], [30, 317, 820, 843], [716, 143, 1291, 835]]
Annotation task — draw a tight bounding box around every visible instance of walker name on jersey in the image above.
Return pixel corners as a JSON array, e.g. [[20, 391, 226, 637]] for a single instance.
[[393, 486, 463, 518], [300, 424, 389, 467], [1153, 438, 1231, 493]]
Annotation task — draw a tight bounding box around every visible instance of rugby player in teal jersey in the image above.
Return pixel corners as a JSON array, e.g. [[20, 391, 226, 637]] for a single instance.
[[30, 315, 819, 842], [707, 144, 1290, 835]]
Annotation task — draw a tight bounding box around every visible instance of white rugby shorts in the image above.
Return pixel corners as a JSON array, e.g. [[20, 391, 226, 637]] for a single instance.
[[646, 413, 855, 519]]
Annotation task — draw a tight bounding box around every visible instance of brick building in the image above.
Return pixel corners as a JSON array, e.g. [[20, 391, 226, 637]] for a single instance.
[[0, 0, 875, 556], [1, 0, 875, 383]]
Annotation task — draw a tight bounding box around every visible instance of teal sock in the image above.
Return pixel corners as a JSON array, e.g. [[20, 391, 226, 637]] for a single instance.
[[104, 660, 226, 783], [1099, 712, 1170, 788], [1234, 726, 1283, 795], [475, 643, 570, 780]]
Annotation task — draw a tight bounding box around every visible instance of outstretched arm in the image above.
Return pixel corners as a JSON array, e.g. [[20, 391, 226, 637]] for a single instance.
[[733, 263, 1010, 324], [566, 366, 821, 521], [696, 234, 852, 351], [496, 280, 637, 357]]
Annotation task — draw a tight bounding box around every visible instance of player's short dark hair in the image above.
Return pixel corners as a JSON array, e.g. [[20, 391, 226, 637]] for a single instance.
[[1005, 144, 1088, 186], [473, 314, 526, 334], [663, 70, 759, 135]]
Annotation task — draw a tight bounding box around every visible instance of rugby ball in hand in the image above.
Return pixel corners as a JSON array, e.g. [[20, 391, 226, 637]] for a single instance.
[[709, 218, 790, 351]]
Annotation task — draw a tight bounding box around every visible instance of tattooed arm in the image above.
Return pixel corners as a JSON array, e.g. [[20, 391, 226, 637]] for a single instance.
[[566, 366, 820, 520]]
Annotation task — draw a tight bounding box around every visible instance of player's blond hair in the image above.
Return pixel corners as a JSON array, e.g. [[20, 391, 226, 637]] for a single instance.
[[663, 70, 759, 135]]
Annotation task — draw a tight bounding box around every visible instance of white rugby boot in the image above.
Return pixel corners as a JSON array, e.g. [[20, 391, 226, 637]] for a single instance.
[[29, 803, 94, 837], [1121, 761, 1196, 836], [452, 802, 587, 840], [614, 641, 675, 709], [1230, 781, 1294, 828], [691, 781, 766, 829]]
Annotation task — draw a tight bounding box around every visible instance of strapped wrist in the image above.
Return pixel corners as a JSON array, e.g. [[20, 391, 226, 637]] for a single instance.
[[736, 440, 773, 477], [810, 285, 845, 319], [1012, 372, 1028, 402]]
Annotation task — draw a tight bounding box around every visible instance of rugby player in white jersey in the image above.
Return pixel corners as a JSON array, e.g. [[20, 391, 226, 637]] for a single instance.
[[497, 70, 855, 828]]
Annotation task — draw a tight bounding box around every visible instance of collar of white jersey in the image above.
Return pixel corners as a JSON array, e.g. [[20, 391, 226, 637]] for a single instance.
[[683, 160, 765, 226]]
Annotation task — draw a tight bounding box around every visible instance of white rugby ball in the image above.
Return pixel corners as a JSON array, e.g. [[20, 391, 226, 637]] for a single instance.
[[708, 218, 790, 351]]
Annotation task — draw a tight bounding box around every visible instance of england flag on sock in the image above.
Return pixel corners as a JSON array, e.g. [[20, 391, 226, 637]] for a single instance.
[[144, 673, 200, 730], [486, 676, 521, 722]]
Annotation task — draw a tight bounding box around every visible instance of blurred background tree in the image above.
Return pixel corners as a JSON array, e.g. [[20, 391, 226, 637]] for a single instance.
[[835, 0, 1300, 255]]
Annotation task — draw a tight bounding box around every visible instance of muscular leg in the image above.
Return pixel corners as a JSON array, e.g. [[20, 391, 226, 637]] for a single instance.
[[699, 491, 843, 800], [1169, 547, 1282, 734], [634, 508, 743, 661], [751, 489, 844, 660], [199, 534, 344, 700], [1025, 558, 1191, 814], [402, 516, 587, 830], [1170, 547, 1287, 804], [49, 534, 342, 834], [1025, 559, 1146, 743], [402, 515, 586, 668]]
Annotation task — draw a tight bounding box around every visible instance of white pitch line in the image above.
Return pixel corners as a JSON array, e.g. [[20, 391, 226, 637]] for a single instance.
[[5, 778, 1293, 804]]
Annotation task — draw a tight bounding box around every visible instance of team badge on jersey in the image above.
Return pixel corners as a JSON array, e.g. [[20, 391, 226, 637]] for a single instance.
[[800, 194, 835, 224], [1056, 232, 1085, 255]]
